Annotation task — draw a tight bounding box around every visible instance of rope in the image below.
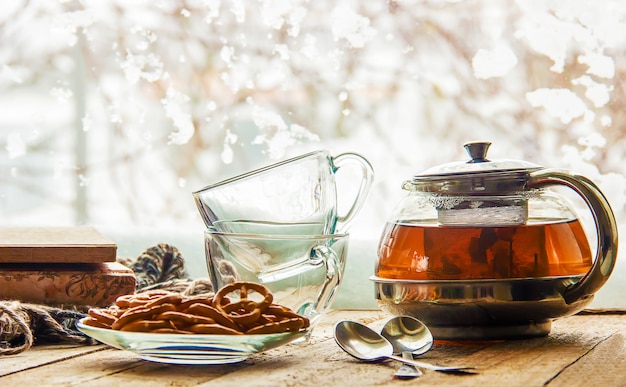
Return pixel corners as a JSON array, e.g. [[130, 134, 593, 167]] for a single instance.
[[0, 301, 33, 355]]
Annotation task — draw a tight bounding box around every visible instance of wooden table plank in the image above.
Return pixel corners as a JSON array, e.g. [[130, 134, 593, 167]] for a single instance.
[[2, 310, 626, 386], [0, 345, 108, 377], [544, 315, 626, 387]]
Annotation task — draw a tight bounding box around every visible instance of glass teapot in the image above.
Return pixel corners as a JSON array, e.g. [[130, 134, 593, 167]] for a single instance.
[[376, 141, 618, 305]]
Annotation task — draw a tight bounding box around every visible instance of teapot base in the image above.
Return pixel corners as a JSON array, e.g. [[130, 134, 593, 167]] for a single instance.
[[427, 321, 551, 340], [372, 275, 593, 340]]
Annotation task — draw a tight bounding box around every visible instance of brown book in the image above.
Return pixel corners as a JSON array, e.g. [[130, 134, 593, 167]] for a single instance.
[[0, 262, 136, 307], [0, 226, 117, 263]]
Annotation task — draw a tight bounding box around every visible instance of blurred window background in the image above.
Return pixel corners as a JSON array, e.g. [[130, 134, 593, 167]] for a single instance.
[[1, 0, 625, 308]]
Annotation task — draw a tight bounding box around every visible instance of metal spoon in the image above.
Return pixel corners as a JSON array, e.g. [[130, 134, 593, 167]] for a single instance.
[[334, 320, 476, 374], [381, 316, 434, 379]]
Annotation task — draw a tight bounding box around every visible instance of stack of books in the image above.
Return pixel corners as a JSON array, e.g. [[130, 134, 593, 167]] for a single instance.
[[0, 226, 136, 307]]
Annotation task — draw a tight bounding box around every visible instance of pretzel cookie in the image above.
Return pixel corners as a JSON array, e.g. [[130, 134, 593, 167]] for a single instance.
[[83, 281, 311, 335]]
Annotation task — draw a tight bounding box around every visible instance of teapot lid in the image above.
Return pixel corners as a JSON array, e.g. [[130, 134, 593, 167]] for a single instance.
[[404, 141, 543, 194]]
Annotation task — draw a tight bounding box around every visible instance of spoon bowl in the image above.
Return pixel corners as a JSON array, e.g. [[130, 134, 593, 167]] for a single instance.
[[381, 316, 433, 356], [333, 320, 476, 373], [334, 320, 393, 362]]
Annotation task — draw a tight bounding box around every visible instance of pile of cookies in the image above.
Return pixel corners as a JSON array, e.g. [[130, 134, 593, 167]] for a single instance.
[[83, 281, 310, 335]]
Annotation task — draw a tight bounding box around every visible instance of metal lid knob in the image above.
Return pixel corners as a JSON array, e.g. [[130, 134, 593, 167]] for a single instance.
[[464, 142, 491, 163]]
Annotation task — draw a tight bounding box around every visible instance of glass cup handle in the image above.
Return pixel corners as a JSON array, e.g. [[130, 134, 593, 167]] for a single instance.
[[332, 152, 375, 232], [528, 168, 619, 304], [304, 245, 343, 318]]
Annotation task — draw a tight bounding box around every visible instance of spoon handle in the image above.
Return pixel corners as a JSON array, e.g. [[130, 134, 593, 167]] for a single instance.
[[394, 351, 423, 379], [386, 354, 476, 373]]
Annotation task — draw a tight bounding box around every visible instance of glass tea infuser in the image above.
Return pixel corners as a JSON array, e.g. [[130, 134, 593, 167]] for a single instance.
[[372, 141, 618, 339]]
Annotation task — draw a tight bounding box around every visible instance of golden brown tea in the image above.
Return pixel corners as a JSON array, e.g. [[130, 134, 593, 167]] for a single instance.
[[376, 220, 592, 280]]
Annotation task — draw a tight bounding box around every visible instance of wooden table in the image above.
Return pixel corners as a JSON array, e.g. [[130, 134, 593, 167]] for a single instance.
[[2, 309, 626, 386]]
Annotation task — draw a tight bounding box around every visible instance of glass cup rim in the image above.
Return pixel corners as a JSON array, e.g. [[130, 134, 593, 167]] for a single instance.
[[204, 228, 349, 240], [192, 149, 329, 194]]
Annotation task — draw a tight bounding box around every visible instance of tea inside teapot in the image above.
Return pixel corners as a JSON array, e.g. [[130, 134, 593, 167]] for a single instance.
[[377, 215, 592, 280]]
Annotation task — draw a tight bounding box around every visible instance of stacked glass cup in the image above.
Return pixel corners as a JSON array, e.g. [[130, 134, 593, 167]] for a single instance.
[[193, 150, 374, 339]]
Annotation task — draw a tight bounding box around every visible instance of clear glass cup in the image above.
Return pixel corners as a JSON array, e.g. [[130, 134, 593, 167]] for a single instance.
[[204, 229, 349, 338], [193, 150, 374, 234]]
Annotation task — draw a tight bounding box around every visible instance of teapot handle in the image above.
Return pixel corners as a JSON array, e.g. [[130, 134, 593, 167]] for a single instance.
[[528, 168, 618, 304]]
